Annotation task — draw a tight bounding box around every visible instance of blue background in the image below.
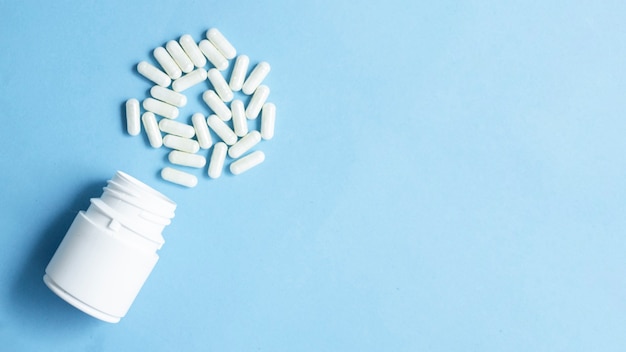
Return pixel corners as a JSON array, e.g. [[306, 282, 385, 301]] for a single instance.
[[1, 0, 626, 350]]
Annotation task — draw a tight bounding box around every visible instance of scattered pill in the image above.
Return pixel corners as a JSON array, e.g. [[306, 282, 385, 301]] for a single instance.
[[230, 151, 265, 175], [242, 61, 270, 95], [172, 68, 207, 92], [245, 85, 270, 119], [198, 39, 228, 71], [163, 134, 200, 154], [231, 99, 248, 137], [208, 142, 228, 178], [150, 86, 187, 107], [179, 34, 207, 68], [191, 112, 212, 149], [207, 115, 237, 145], [154, 47, 182, 79], [202, 90, 232, 121], [166, 40, 194, 73], [207, 68, 233, 102], [141, 112, 162, 148], [261, 103, 276, 140], [161, 167, 198, 187], [143, 98, 179, 119], [229, 55, 249, 92], [228, 131, 261, 159], [158, 118, 195, 138], [137, 61, 171, 87], [206, 28, 236, 60], [126, 99, 141, 136], [168, 150, 206, 168]]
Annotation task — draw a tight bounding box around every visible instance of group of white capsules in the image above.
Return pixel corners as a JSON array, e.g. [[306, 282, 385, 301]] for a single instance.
[[124, 28, 275, 188]]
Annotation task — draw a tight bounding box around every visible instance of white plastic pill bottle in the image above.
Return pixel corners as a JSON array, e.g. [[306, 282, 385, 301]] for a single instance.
[[43, 171, 176, 323]]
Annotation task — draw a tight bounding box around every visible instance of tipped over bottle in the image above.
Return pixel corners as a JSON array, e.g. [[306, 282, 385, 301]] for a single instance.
[[43, 171, 176, 323]]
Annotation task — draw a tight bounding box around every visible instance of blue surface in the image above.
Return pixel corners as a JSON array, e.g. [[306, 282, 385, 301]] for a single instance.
[[1, 0, 626, 350]]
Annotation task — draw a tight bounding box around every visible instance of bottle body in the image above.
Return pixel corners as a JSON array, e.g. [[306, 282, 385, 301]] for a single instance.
[[43, 171, 176, 323]]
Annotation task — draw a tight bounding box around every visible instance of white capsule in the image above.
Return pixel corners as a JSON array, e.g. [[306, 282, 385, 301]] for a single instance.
[[166, 40, 194, 73], [179, 34, 207, 68], [172, 68, 207, 92], [230, 151, 265, 175], [261, 103, 276, 140], [198, 39, 228, 71], [202, 90, 232, 121], [143, 98, 179, 119], [150, 86, 187, 107], [206, 28, 236, 60], [231, 99, 248, 137], [228, 131, 261, 159], [207, 68, 233, 102], [242, 61, 270, 95], [168, 150, 206, 168], [141, 112, 162, 148], [208, 142, 228, 179], [158, 119, 195, 138], [207, 115, 237, 145], [161, 167, 198, 188], [153, 47, 182, 79], [229, 55, 249, 92], [163, 134, 200, 154], [137, 61, 171, 87], [245, 85, 270, 119], [191, 112, 212, 149], [125, 98, 141, 136]]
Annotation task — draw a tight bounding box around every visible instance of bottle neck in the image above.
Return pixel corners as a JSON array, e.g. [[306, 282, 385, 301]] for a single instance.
[[87, 171, 176, 252]]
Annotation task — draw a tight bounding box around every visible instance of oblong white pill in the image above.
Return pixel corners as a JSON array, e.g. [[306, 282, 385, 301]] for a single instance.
[[137, 61, 171, 87], [242, 61, 270, 95], [159, 118, 195, 138], [198, 39, 228, 71], [229, 55, 249, 92], [208, 142, 228, 179], [161, 167, 198, 188], [179, 34, 207, 68], [231, 99, 248, 137], [163, 134, 200, 153], [261, 103, 276, 140], [245, 85, 270, 119], [168, 150, 206, 168], [150, 86, 187, 107], [207, 115, 237, 145], [126, 98, 141, 136], [206, 28, 236, 60], [141, 112, 162, 148], [228, 131, 261, 159], [230, 151, 265, 175], [143, 98, 179, 119], [154, 47, 182, 79], [166, 40, 194, 73], [202, 90, 231, 121], [172, 68, 207, 92], [191, 112, 212, 149], [207, 68, 233, 102]]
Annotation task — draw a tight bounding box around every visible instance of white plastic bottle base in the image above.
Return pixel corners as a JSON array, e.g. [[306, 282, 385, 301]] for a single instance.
[[43, 171, 176, 323], [43, 274, 121, 323]]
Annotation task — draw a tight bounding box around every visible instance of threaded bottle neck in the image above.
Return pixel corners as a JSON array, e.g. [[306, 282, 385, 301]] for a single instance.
[[90, 171, 176, 251]]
